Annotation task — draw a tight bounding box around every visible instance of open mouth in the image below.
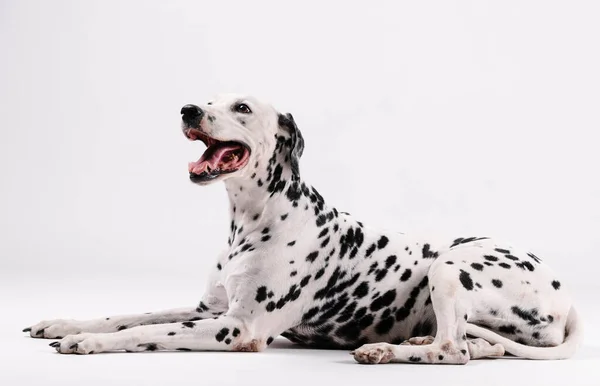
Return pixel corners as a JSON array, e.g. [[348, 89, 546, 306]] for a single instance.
[[185, 128, 251, 183]]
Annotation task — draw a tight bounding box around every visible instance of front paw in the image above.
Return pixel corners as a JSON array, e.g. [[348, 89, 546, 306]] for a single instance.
[[52, 334, 100, 354], [23, 319, 83, 339]]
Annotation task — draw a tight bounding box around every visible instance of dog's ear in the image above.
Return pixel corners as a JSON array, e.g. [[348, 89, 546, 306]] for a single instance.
[[278, 112, 304, 176]]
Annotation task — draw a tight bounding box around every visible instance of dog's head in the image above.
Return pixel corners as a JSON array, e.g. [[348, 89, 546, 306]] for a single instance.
[[181, 94, 304, 185]]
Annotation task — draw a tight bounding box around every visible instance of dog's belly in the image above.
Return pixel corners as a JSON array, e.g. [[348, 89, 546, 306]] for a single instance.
[[281, 268, 437, 350]]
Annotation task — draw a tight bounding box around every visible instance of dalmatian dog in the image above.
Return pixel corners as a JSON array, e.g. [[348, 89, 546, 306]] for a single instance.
[[23, 94, 583, 364]]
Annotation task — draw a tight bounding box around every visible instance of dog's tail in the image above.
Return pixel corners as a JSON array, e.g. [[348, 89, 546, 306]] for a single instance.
[[466, 305, 583, 360]]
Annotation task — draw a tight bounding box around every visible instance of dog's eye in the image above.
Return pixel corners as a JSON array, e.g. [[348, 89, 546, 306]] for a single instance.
[[234, 103, 252, 114]]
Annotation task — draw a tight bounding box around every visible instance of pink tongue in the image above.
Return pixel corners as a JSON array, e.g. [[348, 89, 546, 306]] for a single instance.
[[188, 144, 242, 174]]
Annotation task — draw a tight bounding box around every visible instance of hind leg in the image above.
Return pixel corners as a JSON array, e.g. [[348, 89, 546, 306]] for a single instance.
[[353, 261, 474, 364], [352, 256, 508, 364]]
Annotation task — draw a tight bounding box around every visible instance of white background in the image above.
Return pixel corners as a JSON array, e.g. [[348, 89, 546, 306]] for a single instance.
[[1, 1, 599, 385]]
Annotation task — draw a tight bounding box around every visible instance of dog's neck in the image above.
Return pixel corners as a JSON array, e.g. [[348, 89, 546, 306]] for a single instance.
[[223, 136, 317, 246]]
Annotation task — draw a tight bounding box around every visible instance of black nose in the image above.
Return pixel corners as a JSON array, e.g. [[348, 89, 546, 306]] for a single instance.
[[181, 104, 204, 124]]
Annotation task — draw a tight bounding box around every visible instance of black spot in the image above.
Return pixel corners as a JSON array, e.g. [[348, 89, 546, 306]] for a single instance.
[[422, 243, 439, 259], [495, 248, 511, 254], [316, 214, 327, 227], [255, 286, 268, 303], [217, 263, 222, 270], [318, 228, 329, 238], [261, 235, 271, 242], [253, 214, 260, 221], [484, 255, 499, 262], [471, 263, 484, 271], [167, 332, 176, 336], [300, 275, 311, 287], [370, 289, 397, 312], [377, 236, 389, 249], [460, 349, 467, 355], [498, 325, 518, 334], [408, 356, 421, 362], [516, 261, 535, 271], [492, 279, 503, 288], [266, 337, 274, 345], [505, 254, 519, 261], [232, 328, 240, 337], [498, 262, 511, 269], [527, 252, 542, 263], [287, 240, 296, 246], [315, 267, 326, 280], [450, 236, 489, 248], [438, 355, 444, 360], [511, 306, 541, 326], [306, 251, 319, 263], [290, 270, 297, 277], [117, 325, 127, 331], [281, 214, 288, 221], [459, 270, 474, 291], [400, 269, 412, 282], [182, 321, 195, 328], [375, 268, 388, 282], [321, 237, 331, 248], [215, 328, 229, 342], [445, 261, 454, 265], [365, 243, 376, 257], [532, 332, 540, 339], [224, 338, 231, 345], [551, 280, 561, 290], [353, 281, 369, 298]]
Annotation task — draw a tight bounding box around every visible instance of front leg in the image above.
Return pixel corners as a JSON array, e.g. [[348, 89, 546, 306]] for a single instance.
[[53, 315, 271, 354], [25, 257, 229, 339], [23, 305, 223, 339]]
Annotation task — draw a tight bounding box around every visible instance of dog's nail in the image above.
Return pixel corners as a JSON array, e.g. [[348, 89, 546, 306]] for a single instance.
[[69, 343, 78, 350], [23, 327, 32, 332], [49, 342, 60, 347]]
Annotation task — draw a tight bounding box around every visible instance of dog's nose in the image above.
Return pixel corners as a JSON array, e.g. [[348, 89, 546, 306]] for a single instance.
[[181, 104, 204, 122]]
